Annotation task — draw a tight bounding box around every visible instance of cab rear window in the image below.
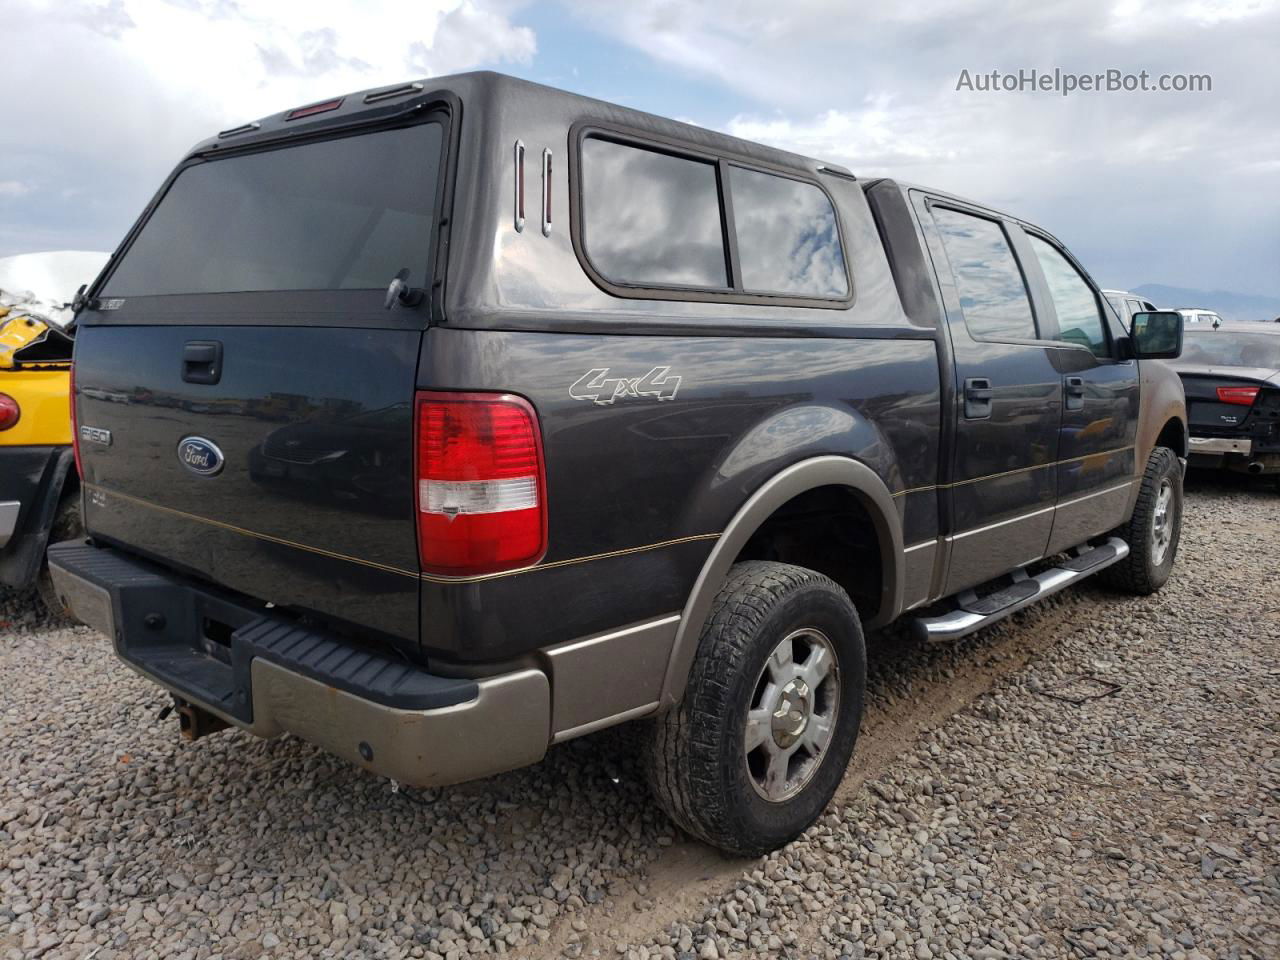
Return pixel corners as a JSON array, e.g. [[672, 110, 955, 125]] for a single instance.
[[102, 123, 442, 297]]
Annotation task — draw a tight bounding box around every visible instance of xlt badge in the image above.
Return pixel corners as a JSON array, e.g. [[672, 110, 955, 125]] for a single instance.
[[177, 437, 225, 477]]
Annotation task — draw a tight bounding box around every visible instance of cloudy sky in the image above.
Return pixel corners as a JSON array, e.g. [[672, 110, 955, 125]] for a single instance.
[[2, 0, 1276, 297]]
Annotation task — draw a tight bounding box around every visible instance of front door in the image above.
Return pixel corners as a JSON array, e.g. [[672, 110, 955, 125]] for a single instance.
[[1018, 232, 1140, 554], [919, 198, 1063, 595]]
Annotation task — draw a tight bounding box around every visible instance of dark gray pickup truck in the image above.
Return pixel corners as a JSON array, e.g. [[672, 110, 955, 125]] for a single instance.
[[50, 71, 1188, 855]]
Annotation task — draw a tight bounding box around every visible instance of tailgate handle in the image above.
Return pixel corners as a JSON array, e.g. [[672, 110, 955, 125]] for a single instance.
[[182, 341, 222, 385]]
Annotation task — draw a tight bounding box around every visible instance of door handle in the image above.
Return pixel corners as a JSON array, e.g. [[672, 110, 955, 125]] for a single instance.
[[182, 340, 223, 385], [963, 377, 993, 419], [1064, 375, 1085, 412]]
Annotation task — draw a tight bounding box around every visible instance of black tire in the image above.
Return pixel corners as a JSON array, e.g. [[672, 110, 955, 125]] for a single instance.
[[643, 561, 866, 856], [36, 494, 82, 619], [1099, 446, 1182, 595]]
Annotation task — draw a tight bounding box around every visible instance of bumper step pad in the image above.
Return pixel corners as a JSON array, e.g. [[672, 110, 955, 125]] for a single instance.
[[47, 541, 477, 725], [910, 537, 1129, 643]]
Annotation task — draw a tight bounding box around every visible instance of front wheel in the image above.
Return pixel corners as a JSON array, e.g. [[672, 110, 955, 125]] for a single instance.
[[643, 561, 866, 856], [1100, 446, 1183, 595]]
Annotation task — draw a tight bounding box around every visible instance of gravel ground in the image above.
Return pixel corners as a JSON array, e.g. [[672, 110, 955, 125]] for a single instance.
[[2, 472, 1277, 960]]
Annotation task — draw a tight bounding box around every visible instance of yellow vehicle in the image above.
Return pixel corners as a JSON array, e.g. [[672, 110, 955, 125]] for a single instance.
[[0, 309, 81, 606]]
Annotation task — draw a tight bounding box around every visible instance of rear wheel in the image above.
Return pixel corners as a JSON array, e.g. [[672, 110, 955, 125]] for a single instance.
[[643, 561, 865, 856], [1100, 446, 1182, 594]]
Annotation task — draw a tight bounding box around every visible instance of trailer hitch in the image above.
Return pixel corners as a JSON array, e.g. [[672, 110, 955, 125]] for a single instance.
[[172, 697, 230, 741]]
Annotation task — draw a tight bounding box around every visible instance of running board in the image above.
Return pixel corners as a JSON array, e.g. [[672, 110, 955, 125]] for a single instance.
[[910, 537, 1129, 643]]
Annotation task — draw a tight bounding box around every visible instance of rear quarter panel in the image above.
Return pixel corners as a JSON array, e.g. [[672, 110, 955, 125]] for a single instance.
[[418, 328, 941, 660]]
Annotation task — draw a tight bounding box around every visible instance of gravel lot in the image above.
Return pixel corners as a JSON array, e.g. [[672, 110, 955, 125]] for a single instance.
[[2, 472, 1277, 960]]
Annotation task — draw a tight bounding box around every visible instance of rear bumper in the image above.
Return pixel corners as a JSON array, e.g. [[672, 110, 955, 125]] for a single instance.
[[1188, 435, 1251, 456], [46, 540, 551, 787], [0, 444, 73, 587], [0, 500, 18, 549]]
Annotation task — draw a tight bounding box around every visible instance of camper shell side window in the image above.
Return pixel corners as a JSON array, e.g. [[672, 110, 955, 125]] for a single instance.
[[569, 123, 854, 309]]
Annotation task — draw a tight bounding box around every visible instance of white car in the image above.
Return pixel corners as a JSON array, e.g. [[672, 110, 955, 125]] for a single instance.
[[1102, 289, 1160, 330], [1178, 307, 1225, 326]]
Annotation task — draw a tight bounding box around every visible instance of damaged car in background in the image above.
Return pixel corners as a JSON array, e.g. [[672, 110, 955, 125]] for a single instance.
[[1169, 320, 1280, 486], [0, 251, 107, 608]]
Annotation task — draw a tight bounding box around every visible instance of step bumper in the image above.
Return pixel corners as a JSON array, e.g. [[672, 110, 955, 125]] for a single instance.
[[46, 540, 550, 787]]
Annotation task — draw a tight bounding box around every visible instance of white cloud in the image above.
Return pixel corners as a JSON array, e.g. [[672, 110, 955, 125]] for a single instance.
[[0, 0, 535, 255], [563, 0, 1280, 295], [0, 181, 32, 198]]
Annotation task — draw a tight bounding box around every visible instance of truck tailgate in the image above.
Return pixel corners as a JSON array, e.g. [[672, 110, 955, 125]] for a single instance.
[[74, 323, 421, 641]]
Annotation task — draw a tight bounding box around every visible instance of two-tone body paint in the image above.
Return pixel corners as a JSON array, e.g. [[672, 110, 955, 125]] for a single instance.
[[416, 327, 941, 660], [67, 72, 1185, 698]]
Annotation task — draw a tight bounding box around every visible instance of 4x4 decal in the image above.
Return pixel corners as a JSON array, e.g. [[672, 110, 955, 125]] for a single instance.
[[569, 366, 681, 405]]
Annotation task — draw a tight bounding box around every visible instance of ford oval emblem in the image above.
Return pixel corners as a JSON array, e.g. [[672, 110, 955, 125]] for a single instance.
[[177, 436, 225, 476]]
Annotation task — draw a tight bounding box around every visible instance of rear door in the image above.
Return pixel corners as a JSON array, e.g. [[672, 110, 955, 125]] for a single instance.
[[1016, 230, 1140, 554], [73, 115, 451, 643], [915, 196, 1062, 594]]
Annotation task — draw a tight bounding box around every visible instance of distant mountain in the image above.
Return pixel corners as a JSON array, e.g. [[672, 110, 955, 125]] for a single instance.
[[1131, 284, 1280, 324]]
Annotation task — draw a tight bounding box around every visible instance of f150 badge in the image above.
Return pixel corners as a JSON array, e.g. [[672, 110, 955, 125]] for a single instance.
[[569, 366, 681, 405], [177, 436, 225, 477]]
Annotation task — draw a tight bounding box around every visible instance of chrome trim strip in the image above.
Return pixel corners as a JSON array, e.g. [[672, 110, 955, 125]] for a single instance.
[[541, 147, 553, 237], [893, 444, 1135, 498], [904, 539, 936, 553], [548, 614, 680, 657], [513, 139, 526, 232], [362, 81, 424, 104], [551, 701, 660, 744], [947, 504, 1055, 542], [0, 500, 19, 549], [1055, 480, 1136, 511], [217, 121, 261, 139]]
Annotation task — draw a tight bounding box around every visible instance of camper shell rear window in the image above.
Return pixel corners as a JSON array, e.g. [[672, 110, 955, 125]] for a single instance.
[[102, 123, 443, 298]]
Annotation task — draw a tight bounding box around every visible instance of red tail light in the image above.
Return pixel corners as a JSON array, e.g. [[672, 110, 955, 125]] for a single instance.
[[414, 392, 547, 576], [0, 392, 19, 431], [1217, 385, 1260, 406], [70, 363, 82, 477]]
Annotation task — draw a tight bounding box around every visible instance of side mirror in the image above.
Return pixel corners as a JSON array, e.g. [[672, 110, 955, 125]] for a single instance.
[[1130, 311, 1183, 360]]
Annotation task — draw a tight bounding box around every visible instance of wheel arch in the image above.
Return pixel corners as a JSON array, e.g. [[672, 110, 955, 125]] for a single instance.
[[1155, 416, 1188, 459], [658, 456, 903, 707]]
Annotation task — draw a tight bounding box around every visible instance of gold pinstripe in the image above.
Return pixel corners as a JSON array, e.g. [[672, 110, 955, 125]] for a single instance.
[[891, 445, 1134, 498], [85, 483, 422, 578], [418, 533, 722, 584], [87, 443, 1133, 582], [84, 483, 719, 584]]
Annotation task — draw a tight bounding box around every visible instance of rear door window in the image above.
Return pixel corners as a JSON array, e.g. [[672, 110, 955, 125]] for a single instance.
[[931, 206, 1037, 341], [103, 123, 442, 297], [580, 138, 728, 289], [1027, 236, 1109, 357], [728, 166, 847, 297]]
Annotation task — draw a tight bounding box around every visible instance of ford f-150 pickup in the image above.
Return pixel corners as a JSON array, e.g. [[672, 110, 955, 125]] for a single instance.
[[50, 72, 1187, 855]]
